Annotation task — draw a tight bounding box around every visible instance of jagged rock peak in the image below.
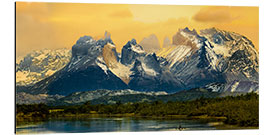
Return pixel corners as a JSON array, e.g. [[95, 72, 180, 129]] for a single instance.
[[201, 27, 218, 32], [200, 27, 255, 48], [121, 39, 145, 65], [122, 39, 138, 49], [76, 36, 95, 44], [147, 52, 157, 58], [128, 38, 138, 46], [99, 31, 114, 45], [181, 27, 198, 35], [173, 27, 204, 49], [123, 39, 144, 53], [72, 32, 115, 58], [145, 52, 159, 64], [104, 31, 111, 40], [163, 36, 171, 48], [75, 31, 113, 46], [139, 34, 160, 53]]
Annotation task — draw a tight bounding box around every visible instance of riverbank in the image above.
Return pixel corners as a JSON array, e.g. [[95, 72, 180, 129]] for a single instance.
[[16, 93, 259, 128], [17, 113, 227, 121]]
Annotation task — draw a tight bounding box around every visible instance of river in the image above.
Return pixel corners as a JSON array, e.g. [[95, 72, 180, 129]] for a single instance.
[[16, 116, 224, 134]]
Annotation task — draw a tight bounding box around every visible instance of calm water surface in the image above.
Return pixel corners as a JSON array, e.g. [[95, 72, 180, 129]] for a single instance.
[[16, 117, 218, 134]]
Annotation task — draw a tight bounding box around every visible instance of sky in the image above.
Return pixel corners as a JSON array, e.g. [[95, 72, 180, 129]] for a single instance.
[[16, 2, 259, 57]]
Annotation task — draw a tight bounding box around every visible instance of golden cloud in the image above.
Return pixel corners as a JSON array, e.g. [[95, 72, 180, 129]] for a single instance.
[[16, 3, 258, 57], [192, 7, 237, 23]]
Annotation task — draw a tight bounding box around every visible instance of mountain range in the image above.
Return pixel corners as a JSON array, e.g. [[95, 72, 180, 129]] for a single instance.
[[16, 49, 71, 86], [16, 27, 259, 104]]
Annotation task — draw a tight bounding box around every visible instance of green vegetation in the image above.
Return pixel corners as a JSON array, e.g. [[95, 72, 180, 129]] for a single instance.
[[16, 92, 258, 127], [51, 89, 221, 105]]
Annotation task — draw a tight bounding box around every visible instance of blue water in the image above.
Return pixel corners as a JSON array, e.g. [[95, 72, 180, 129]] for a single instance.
[[16, 117, 217, 134]]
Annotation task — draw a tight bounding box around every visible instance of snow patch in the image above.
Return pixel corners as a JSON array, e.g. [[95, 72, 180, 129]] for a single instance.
[[157, 45, 192, 67], [141, 63, 158, 76], [205, 45, 219, 70], [72, 57, 82, 65], [131, 45, 145, 54], [35, 53, 46, 61], [212, 44, 230, 57], [83, 59, 91, 65], [96, 56, 108, 74], [230, 81, 239, 92], [45, 69, 56, 76]]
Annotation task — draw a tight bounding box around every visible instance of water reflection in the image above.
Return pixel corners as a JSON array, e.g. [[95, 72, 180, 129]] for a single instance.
[[16, 116, 217, 134]]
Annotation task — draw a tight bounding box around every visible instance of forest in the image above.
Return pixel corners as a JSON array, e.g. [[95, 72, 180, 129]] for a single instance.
[[16, 92, 258, 127]]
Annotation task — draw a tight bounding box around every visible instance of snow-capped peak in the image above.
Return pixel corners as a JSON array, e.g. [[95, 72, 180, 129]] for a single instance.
[[172, 27, 205, 49], [121, 39, 146, 65], [124, 39, 145, 53], [16, 48, 71, 86], [131, 44, 145, 54]]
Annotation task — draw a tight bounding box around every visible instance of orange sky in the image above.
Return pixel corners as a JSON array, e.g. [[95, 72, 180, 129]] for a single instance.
[[16, 2, 259, 57]]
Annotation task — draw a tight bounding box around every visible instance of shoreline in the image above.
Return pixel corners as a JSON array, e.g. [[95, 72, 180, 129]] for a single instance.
[[16, 113, 227, 120], [16, 113, 258, 130]]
